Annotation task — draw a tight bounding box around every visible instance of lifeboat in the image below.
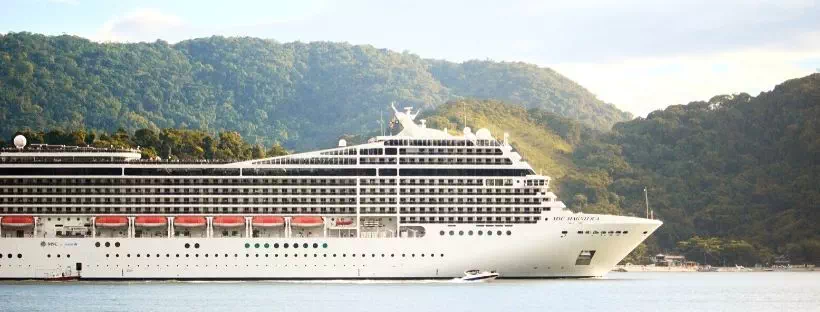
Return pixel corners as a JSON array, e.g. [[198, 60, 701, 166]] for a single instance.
[[291, 216, 324, 228], [134, 216, 167, 228], [0, 216, 35, 227], [95, 216, 128, 228], [213, 216, 245, 227], [173, 216, 206, 228], [252, 216, 285, 228], [334, 218, 354, 226]]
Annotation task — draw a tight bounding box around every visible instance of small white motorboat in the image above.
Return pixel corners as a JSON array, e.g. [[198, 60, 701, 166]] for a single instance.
[[460, 270, 500, 282]]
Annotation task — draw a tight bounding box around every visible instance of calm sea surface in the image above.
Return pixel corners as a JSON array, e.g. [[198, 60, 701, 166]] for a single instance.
[[0, 272, 818, 312]]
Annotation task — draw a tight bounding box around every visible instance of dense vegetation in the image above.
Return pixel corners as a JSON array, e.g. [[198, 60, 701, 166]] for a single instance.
[[425, 75, 819, 265], [0, 32, 629, 151]]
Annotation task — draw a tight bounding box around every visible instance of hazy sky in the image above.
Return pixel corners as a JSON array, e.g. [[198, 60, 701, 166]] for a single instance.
[[2, 0, 819, 116]]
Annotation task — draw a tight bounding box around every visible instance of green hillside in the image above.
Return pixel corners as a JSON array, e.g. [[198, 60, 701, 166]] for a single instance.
[[426, 75, 820, 265], [0, 32, 629, 150]]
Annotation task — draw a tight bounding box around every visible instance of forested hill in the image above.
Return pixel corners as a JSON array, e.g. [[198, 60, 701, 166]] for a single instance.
[[425, 74, 819, 265], [0, 32, 629, 150]]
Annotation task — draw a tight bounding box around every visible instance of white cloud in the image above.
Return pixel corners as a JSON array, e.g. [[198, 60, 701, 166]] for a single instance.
[[553, 47, 820, 117], [94, 9, 184, 43]]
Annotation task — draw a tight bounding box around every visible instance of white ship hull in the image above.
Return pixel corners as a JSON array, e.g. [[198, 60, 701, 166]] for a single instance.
[[0, 216, 660, 280]]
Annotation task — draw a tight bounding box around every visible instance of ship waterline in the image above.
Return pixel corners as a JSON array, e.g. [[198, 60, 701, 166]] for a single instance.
[[0, 106, 661, 280]]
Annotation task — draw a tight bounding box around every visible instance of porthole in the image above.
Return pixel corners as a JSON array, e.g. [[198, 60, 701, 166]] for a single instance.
[[468, 230, 473, 236], [333, 254, 337, 257], [459, 231, 464, 236], [496, 231, 502, 236], [284, 243, 289, 248], [185, 243, 191, 249], [245, 243, 250, 248], [166, 254, 170, 257], [322, 243, 328, 248], [430, 254, 435, 257], [440, 231, 445, 236], [440, 254, 444, 257], [146, 254, 150, 258], [115, 242, 120, 247], [185, 254, 189, 258], [312, 243, 318, 248], [478, 231, 483, 236], [106, 254, 109, 258], [391, 254, 395, 257], [274, 243, 280, 248], [449, 230, 454, 236], [127, 254, 131, 258], [303, 243, 308, 248], [506, 231, 512, 236], [95, 242, 101, 247], [105, 242, 111, 247], [17, 254, 21, 258], [254, 243, 260, 248], [264, 243, 270, 248], [47, 254, 51, 258], [402, 254, 406, 257], [487, 231, 493, 236], [194, 243, 200, 248], [67, 254, 70, 258]]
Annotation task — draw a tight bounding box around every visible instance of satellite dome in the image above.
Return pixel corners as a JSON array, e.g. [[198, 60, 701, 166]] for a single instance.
[[463, 127, 472, 134], [13, 135, 26, 149], [338, 139, 347, 147], [476, 128, 492, 140]]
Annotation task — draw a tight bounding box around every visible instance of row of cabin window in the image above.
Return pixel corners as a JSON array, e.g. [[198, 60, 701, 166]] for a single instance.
[[441, 229, 512, 236], [399, 207, 542, 214], [404, 216, 540, 224], [399, 158, 512, 165], [0, 253, 23, 259], [0, 178, 358, 186], [103, 253, 444, 259], [1, 187, 358, 195], [400, 197, 542, 204], [1, 197, 358, 205], [384, 139, 500, 147], [400, 188, 541, 195], [399, 148, 503, 155], [0, 206, 358, 214]]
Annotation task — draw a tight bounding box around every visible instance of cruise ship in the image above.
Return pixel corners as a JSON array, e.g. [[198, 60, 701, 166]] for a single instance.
[[0, 106, 661, 280]]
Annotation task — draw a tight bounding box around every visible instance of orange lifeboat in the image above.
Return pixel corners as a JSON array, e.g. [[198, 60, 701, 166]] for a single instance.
[[252, 216, 285, 228], [1, 216, 34, 227], [334, 218, 354, 226], [174, 216, 206, 228], [291, 216, 323, 228], [134, 216, 167, 228], [213, 216, 245, 227], [95, 216, 128, 228]]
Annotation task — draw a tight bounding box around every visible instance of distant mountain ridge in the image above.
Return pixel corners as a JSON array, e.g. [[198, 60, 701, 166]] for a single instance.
[[0, 32, 630, 150]]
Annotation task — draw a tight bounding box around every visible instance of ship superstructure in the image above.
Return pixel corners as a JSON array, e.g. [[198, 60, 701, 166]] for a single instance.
[[0, 106, 661, 280]]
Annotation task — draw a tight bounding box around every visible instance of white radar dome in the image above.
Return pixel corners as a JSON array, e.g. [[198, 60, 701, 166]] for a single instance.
[[475, 128, 492, 140], [13, 135, 27, 149], [463, 127, 472, 134], [338, 139, 347, 147]]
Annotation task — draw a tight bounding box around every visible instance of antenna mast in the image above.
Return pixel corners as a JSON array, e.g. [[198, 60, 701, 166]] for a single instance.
[[644, 187, 650, 219]]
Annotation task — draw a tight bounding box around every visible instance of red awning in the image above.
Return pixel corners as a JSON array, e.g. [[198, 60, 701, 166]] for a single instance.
[[95, 216, 128, 228], [334, 218, 354, 226], [1, 216, 34, 227], [213, 216, 245, 227], [291, 216, 324, 227], [251, 216, 285, 228], [174, 216, 206, 228], [134, 216, 167, 227]]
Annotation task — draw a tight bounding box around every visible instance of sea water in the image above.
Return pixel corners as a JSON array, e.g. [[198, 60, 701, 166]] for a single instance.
[[0, 272, 817, 312]]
